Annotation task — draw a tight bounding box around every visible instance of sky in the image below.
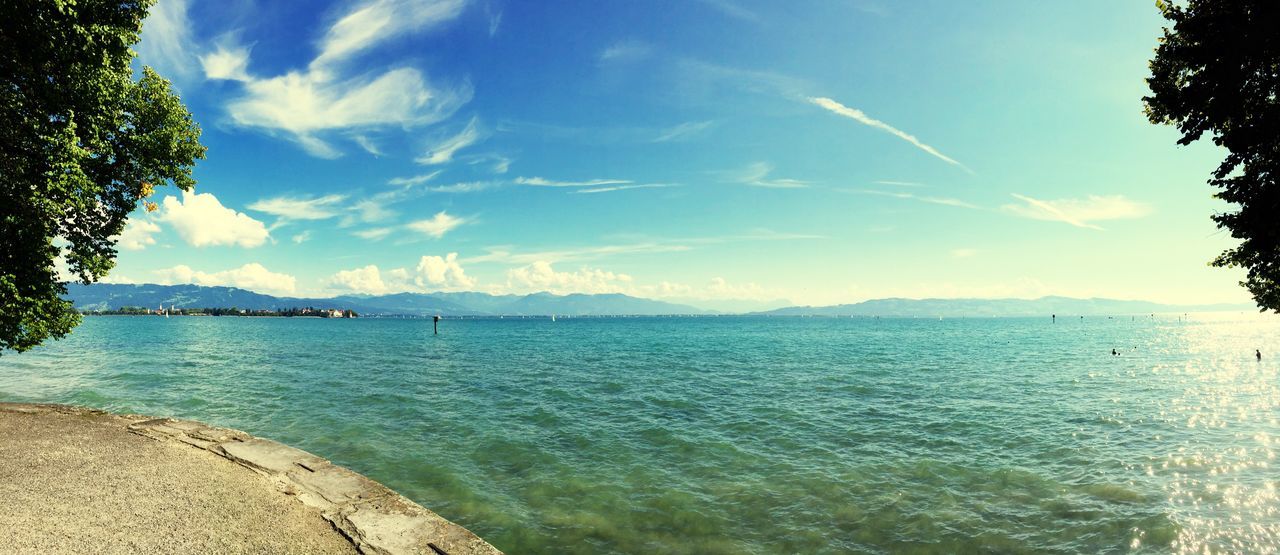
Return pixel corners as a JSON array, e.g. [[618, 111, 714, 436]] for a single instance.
[[105, 0, 1248, 311]]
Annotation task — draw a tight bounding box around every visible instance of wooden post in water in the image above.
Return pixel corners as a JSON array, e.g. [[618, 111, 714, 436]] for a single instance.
[[433, 315, 440, 335]]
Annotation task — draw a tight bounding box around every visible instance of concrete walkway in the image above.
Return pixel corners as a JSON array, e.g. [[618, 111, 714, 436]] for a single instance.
[[0, 403, 501, 555]]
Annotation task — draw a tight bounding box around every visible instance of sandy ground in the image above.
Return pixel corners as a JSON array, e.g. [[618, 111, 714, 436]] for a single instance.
[[0, 405, 357, 555]]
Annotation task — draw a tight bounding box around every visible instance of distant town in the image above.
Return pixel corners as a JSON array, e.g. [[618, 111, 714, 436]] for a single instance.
[[84, 306, 358, 318]]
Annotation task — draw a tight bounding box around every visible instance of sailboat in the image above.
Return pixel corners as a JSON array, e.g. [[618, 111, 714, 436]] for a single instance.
[[551, 314, 556, 322]]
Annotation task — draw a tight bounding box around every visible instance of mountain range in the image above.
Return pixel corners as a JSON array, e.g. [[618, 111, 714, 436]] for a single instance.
[[64, 284, 1252, 317], [755, 296, 1251, 317], [65, 283, 707, 316]]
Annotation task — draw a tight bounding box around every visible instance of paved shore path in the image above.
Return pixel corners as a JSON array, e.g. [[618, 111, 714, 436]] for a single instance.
[[0, 403, 502, 555]]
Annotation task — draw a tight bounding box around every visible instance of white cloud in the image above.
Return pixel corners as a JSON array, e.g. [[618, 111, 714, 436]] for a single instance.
[[353, 135, 383, 156], [219, 0, 472, 157], [515, 176, 631, 188], [575, 184, 676, 194], [654, 120, 713, 142], [852, 189, 980, 210], [1003, 194, 1152, 230], [135, 0, 196, 80], [491, 156, 511, 174], [292, 231, 312, 244], [416, 117, 481, 165], [467, 242, 692, 265], [326, 264, 388, 294], [200, 43, 252, 82], [697, 0, 760, 21], [248, 194, 347, 220], [311, 0, 467, 71], [388, 171, 443, 187], [115, 219, 162, 250], [406, 211, 468, 238], [354, 227, 396, 240], [874, 180, 926, 188], [349, 197, 398, 224], [158, 191, 270, 247], [506, 261, 634, 295], [950, 248, 978, 259], [599, 40, 652, 63], [229, 69, 470, 158], [154, 263, 296, 295], [809, 97, 969, 172], [730, 162, 808, 188], [416, 253, 475, 290], [428, 181, 499, 193]]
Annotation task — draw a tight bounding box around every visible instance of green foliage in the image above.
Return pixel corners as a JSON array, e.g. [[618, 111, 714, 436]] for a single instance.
[[1144, 0, 1280, 312], [1, 0, 205, 352]]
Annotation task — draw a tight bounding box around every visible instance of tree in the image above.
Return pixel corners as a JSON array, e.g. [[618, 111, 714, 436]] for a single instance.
[[1, 0, 205, 352], [1144, 0, 1280, 311]]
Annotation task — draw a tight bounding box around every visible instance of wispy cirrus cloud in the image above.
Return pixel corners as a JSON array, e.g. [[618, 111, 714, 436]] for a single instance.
[[135, 0, 198, 81], [1002, 194, 1151, 230], [809, 96, 970, 173], [653, 120, 713, 142], [388, 170, 444, 187], [696, 0, 760, 22], [406, 211, 469, 238], [466, 242, 693, 265], [726, 162, 808, 188], [575, 184, 677, 194], [353, 227, 396, 240], [850, 189, 980, 210], [248, 194, 348, 221], [515, 176, 631, 188], [211, 0, 472, 158], [416, 117, 482, 165], [599, 40, 652, 63]]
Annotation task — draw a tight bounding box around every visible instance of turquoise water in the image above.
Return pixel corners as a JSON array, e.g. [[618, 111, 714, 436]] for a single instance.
[[2, 314, 1279, 553]]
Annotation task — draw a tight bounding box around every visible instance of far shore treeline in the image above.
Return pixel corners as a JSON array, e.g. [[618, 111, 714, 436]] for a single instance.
[[85, 307, 357, 318]]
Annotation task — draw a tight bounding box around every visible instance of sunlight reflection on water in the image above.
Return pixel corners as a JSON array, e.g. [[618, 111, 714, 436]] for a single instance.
[[1, 311, 1278, 553]]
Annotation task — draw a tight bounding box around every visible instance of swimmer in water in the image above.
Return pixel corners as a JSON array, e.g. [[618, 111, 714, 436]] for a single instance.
[[1112, 349, 1118, 356]]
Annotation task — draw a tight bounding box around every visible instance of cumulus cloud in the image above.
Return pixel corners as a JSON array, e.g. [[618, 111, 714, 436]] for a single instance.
[[406, 211, 468, 238], [326, 264, 388, 294], [808, 96, 969, 172], [506, 261, 634, 295], [248, 194, 347, 220], [115, 219, 162, 250], [218, 0, 472, 157], [158, 191, 270, 247], [1003, 194, 1152, 230], [416, 253, 475, 290], [416, 117, 481, 165], [154, 263, 296, 295]]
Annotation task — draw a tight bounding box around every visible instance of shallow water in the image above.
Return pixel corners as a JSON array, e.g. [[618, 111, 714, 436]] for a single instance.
[[2, 313, 1278, 553]]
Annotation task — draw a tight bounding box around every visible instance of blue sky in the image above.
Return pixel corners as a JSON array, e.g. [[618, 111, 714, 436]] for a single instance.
[[108, 0, 1244, 310]]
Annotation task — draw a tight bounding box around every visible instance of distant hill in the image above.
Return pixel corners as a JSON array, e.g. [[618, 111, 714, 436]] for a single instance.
[[64, 283, 707, 316], [755, 296, 1252, 317]]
